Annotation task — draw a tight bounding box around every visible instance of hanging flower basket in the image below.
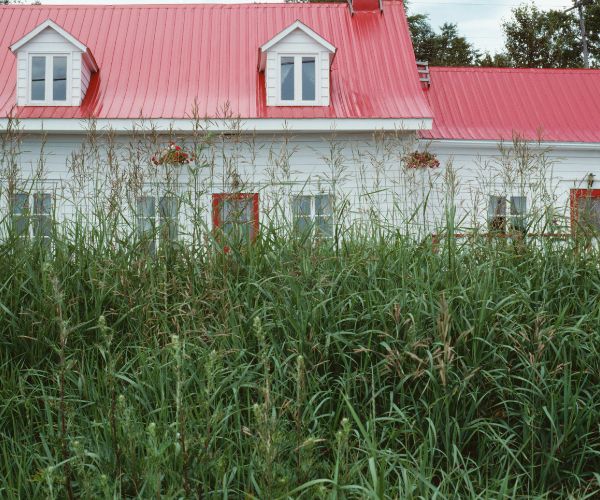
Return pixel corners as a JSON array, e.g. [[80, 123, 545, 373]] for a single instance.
[[404, 150, 440, 169], [152, 142, 195, 166]]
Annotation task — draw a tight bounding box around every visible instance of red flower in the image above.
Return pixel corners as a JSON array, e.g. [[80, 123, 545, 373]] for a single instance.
[[404, 151, 439, 169], [152, 142, 195, 165]]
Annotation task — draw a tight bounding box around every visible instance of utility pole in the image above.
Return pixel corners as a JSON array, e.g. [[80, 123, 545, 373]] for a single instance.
[[566, 0, 593, 68]]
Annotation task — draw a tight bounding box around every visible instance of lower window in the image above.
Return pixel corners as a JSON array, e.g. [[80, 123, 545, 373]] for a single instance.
[[136, 195, 179, 253], [487, 195, 527, 233], [10, 192, 53, 243], [293, 193, 333, 238], [212, 193, 259, 247], [570, 189, 600, 232]]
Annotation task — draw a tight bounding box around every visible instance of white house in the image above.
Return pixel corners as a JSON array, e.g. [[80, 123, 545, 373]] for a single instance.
[[1, 1, 600, 247]]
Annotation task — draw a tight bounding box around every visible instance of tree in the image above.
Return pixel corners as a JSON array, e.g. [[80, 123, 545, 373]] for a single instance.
[[434, 23, 480, 66], [502, 4, 583, 68], [478, 52, 511, 68], [407, 13, 479, 66]]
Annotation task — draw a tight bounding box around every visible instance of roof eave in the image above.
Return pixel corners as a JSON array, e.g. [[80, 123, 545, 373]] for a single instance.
[[10, 19, 87, 53]]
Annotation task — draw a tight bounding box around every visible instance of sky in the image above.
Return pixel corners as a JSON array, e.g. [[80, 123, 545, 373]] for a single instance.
[[38, 0, 578, 54]]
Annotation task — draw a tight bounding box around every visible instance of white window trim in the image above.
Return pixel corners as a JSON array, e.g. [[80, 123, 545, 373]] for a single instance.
[[276, 53, 321, 107], [10, 191, 54, 240], [487, 194, 528, 232], [135, 193, 180, 246], [27, 53, 71, 106], [292, 192, 335, 237]]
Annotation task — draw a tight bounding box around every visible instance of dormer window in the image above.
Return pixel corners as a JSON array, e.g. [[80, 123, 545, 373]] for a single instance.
[[259, 20, 335, 107], [30, 54, 69, 103], [10, 19, 98, 107], [280, 55, 317, 104]]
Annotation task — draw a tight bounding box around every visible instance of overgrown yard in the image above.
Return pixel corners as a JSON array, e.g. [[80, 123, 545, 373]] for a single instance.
[[1, 232, 600, 498]]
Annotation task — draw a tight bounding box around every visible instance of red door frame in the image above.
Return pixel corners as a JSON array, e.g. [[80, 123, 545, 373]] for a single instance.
[[212, 193, 260, 246], [570, 188, 600, 231]]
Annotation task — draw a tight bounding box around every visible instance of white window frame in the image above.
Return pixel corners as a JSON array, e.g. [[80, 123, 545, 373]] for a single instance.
[[487, 195, 527, 233], [292, 192, 334, 238], [10, 191, 53, 243], [27, 53, 71, 105], [135, 194, 180, 254], [276, 53, 320, 106]]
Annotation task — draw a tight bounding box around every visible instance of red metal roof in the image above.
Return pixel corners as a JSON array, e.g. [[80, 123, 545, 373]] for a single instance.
[[0, 2, 432, 121], [421, 66, 600, 143]]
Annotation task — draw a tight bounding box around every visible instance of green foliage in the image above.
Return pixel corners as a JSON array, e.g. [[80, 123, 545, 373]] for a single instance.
[[1, 227, 600, 498], [502, 4, 583, 68], [408, 14, 479, 66]]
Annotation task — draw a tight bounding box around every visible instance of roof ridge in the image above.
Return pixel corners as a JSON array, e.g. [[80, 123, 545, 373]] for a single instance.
[[430, 66, 600, 74]]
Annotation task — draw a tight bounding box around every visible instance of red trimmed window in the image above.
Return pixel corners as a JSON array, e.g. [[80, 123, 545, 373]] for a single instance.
[[570, 189, 600, 233], [212, 193, 259, 247]]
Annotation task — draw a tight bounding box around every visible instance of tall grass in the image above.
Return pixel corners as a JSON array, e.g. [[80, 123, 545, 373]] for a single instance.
[[1, 120, 599, 497], [1, 224, 600, 498]]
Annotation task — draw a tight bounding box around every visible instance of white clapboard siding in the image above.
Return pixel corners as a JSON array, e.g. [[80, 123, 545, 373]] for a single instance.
[[3, 132, 600, 241]]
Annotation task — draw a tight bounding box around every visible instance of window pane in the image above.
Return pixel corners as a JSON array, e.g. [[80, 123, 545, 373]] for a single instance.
[[510, 196, 527, 232], [316, 216, 333, 238], [293, 195, 311, 216], [295, 216, 311, 234], [136, 196, 155, 234], [53, 56, 67, 101], [302, 57, 316, 101], [315, 194, 332, 216], [159, 196, 178, 242], [33, 193, 52, 239], [34, 193, 52, 215], [34, 215, 52, 239], [488, 196, 506, 217], [11, 193, 29, 237], [510, 196, 526, 216], [281, 57, 295, 101], [12, 193, 29, 215], [31, 56, 46, 101], [488, 195, 506, 232]]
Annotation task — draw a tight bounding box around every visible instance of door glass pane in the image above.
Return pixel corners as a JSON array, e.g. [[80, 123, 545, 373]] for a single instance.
[[579, 197, 600, 231], [281, 57, 295, 101], [31, 56, 46, 101], [220, 196, 255, 243], [302, 57, 316, 101], [53, 56, 67, 101]]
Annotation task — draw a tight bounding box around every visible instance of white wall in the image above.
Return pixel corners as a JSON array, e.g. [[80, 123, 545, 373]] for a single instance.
[[426, 139, 600, 234], [2, 130, 599, 243]]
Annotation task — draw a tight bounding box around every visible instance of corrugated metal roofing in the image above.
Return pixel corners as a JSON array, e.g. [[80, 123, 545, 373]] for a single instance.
[[422, 66, 600, 143], [0, 2, 432, 121]]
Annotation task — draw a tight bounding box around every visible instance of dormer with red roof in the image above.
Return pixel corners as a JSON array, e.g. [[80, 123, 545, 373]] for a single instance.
[[9, 19, 98, 107]]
